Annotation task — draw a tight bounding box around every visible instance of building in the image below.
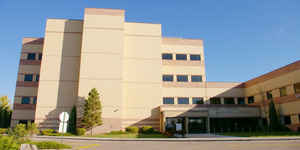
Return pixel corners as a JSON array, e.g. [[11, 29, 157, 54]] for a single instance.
[[11, 8, 300, 133]]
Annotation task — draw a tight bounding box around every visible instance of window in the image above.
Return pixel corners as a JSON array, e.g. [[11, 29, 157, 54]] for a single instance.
[[266, 91, 273, 100], [224, 97, 235, 104], [178, 97, 189, 104], [38, 53, 42, 60], [284, 116, 291, 125], [294, 83, 300, 94], [191, 75, 202, 82], [237, 97, 245, 104], [162, 75, 173, 82], [19, 120, 28, 125], [177, 75, 188, 82], [248, 96, 255, 104], [190, 54, 201, 61], [162, 53, 173, 60], [279, 87, 287, 97], [24, 74, 33, 81], [21, 97, 30, 104], [36, 75, 39, 82], [33, 97, 37, 104], [27, 53, 36, 60], [192, 97, 204, 104], [163, 97, 174, 104], [176, 54, 187, 60], [210, 97, 221, 104]]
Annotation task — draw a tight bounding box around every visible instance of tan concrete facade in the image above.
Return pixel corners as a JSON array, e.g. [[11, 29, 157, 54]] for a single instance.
[[12, 8, 300, 133]]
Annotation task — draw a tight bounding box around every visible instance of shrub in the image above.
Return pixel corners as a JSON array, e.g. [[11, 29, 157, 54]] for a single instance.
[[41, 129, 55, 135], [141, 126, 155, 134], [13, 124, 28, 138], [125, 126, 139, 133], [30, 141, 71, 149], [26, 122, 39, 136], [0, 128, 8, 134], [0, 136, 19, 150], [76, 128, 86, 136], [109, 130, 127, 134]]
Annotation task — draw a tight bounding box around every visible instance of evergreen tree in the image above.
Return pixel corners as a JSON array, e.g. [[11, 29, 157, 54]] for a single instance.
[[268, 99, 282, 131], [81, 88, 102, 134], [67, 105, 77, 134]]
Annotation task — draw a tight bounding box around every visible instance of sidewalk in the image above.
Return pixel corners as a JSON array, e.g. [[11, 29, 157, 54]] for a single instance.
[[32, 135, 300, 142]]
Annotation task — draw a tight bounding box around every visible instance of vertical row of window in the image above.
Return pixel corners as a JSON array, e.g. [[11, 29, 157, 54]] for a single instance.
[[163, 97, 204, 104], [21, 96, 37, 104], [27, 53, 42, 61], [162, 53, 201, 61], [24, 74, 39, 82], [162, 75, 203, 82]]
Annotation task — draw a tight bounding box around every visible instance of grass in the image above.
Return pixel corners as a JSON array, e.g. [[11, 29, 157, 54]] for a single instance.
[[87, 133, 169, 138], [221, 132, 300, 137], [29, 141, 72, 149]]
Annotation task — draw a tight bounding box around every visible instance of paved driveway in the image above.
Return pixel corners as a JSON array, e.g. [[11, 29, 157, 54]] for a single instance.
[[56, 140, 300, 150]]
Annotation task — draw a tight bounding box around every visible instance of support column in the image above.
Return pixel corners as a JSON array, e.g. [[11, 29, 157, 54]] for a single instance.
[[207, 112, 210, 133], [185, 117, 189, 134]]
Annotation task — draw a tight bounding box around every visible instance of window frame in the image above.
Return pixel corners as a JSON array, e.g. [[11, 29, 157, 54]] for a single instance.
[[192, 97, 204, 104], [190, 54, 201, 61], [294, 83, 300, 94], [162, 75, 174, 82], [21, 97, 30, 104], [163, 97, 174, 104], [237, 97, 245, 104], [266, 91, 273, 100], [224, 97, 235, 104], [27, 53, 36, 60], [24, 74, 33, 82], [38, 53, 42, 60], [191, 75, 202, 82], [176, 75, 188, 82], [248, 96, 255, 104], [177, 97, 189, 104], [175, 54, 187, 60], [162, 53, 173, 60], [279, 87, 287, 97], [210, 97, 221, 104]]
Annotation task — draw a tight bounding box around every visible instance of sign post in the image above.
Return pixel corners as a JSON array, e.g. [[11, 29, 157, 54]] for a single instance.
[[59, 112, 69, 133]]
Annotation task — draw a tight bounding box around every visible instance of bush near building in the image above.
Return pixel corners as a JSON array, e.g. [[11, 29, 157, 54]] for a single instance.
[[141, 126, 155, 134], [76, 128, 86, 136], [125, 126, 139, 133]]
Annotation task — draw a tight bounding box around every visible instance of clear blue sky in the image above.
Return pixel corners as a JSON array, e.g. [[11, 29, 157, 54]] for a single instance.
[[0, 0, 299, 102]]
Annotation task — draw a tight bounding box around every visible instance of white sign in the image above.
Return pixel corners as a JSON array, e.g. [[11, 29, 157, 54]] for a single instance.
[[175, 123, 182, 131], [58, 112, 69, 133]]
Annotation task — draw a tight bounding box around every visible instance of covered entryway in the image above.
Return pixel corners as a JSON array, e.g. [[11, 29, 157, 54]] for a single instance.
[[188, 117, 207, 133]]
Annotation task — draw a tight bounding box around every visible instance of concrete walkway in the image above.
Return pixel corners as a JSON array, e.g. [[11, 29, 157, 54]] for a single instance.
[[32, 135, 300, 142]]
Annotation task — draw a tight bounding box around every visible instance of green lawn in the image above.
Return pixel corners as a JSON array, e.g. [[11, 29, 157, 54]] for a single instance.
[[87, 133, 169, 138], [221, 132, 300, 137]]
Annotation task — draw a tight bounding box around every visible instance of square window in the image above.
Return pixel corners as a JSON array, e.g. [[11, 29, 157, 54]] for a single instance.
[[178, 97, 189, 104], [38, 53, 42, 60], [224, 97, 235, 104], [162, 75, 173, 82], [163, 97, 174, 104], [33, 97, 37, 104], [210, 97, 221, 104], [27, 53, 36, 60], [177, 75, 188, 82], [162, 53, 173, 60], [294, 83, 300, 94], [36, 75, 39, 82], [21, 97, 30, 104], [192, 97, 204, 104], [191, 75, 202, 82], [266, 91, 273, 100], [284, 116, 291, 125], [279, 87, 287, 97], [248, 96, 255, 104], [24, 74, 33, 81], [176, 54, 187, 60], [190, 54, 201, 61], [237, 97, 245, 104]]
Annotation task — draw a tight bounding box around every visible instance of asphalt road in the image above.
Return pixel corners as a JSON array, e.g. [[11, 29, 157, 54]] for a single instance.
[[45, 139, 300, 150]]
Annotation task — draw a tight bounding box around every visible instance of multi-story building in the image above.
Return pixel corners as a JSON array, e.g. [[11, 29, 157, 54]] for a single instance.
[[11, 8, 300, 133]]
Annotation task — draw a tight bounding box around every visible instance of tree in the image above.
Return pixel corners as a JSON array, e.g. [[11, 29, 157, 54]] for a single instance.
[[0, 96, 10, 110], [0, 96, 12, 128], [268, 99, 282, 131], [81, 88, 102, 135], [67, 105, 77, 134]]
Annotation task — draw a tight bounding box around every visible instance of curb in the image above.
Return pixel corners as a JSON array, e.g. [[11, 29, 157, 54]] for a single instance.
[[32, 136, 300, 142]]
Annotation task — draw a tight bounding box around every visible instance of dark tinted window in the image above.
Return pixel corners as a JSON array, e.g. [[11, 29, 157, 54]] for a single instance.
[[178, 97, 189, 104], [280, 87, 287, 97], [163, 97, 174, 104], [162, 53, 173, 60], [266, 91, 273, 100], [33, 97, 37, 104], [177, 75, 188, 82], [24, 74, 33, 81], [248, 96, 255, 104], [162, 75, 173, 82], [210, 97, 221, 104], [284, 116, 291, 125], [36, 75, 39, 82], [19, 120, 28, 124], [224, 97, 235, 104], [38, 53, 42, 60], [237, 97, 245, 104], [21, 97, 30, 104], [294, 83, 300, 94], [191, 75, 202, 82], [192, 97, 204, 104], [176, 54, 187, 60], [190, 54, 201, 61], [27, 53, 36, 60]]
